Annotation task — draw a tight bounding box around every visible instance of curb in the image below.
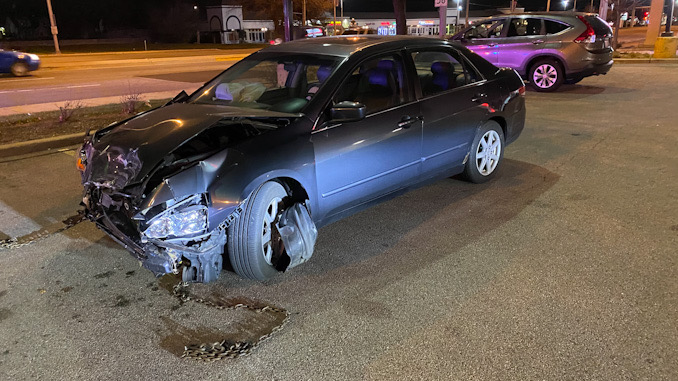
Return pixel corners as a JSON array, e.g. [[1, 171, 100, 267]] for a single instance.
[[614, 57, 678, 64], [0, 132, 87, 158]]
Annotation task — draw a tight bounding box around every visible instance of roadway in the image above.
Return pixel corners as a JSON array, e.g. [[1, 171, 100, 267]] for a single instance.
[[0, 63, 677, 380], [0, 49, 259, 112]]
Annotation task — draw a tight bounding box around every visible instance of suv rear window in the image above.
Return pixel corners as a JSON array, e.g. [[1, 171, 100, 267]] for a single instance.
[[584, 16, 613, 37], [544, 19, 570, 34]]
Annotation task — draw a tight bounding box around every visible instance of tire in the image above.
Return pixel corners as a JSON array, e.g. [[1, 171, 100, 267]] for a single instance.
[[462, 121, 505, 184], [10, 62, 29, 77], [528, 59, 564, 92], [228, 181, 287, 280]]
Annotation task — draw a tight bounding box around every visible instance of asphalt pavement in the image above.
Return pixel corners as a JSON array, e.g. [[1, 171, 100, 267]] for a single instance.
[[0, 64, 677, 380]]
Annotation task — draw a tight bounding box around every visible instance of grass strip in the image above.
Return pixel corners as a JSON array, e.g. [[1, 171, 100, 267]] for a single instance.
[[0, 99, 170, 145]]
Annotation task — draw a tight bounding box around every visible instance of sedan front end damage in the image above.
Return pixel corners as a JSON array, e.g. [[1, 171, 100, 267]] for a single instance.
[[81, 163, 237, 282]]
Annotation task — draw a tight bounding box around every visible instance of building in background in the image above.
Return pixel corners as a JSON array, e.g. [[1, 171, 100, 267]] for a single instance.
[[203, 5, 274, 44], [334, 4, 462, 36]]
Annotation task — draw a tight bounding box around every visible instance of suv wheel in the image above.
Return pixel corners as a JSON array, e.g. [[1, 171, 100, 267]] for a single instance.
[[529, 59, 564, 92]]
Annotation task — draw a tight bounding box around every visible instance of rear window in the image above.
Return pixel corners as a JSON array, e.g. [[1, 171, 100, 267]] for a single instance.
[[584, 16, 612, 37], [544, 19, 570, 34]]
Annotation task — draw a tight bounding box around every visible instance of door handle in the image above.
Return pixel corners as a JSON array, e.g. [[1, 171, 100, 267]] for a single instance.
[[398, 115, 423, 128], [487, 43, 497, 47], [532, 39, 545, 44], [471, 93, 487, 102]]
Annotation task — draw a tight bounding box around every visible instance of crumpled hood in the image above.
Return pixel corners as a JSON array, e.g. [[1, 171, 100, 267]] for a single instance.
[[83, 102, 298, 189]]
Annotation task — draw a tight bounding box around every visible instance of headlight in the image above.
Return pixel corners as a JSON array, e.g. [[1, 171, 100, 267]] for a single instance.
[[28, 54, 40, 61], [144, 205, 207, 239]]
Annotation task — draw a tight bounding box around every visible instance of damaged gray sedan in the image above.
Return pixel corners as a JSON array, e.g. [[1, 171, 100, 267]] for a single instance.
[[78, 36, 526, 282]]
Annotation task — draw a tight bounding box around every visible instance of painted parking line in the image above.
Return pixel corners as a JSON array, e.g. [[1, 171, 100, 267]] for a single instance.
[[0, 200, 41, 239]]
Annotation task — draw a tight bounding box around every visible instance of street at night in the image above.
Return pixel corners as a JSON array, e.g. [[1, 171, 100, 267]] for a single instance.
[[0, 62, 676, 380]]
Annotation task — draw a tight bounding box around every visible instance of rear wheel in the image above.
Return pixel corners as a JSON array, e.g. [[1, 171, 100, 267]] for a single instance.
[[463, 121, 505, 184], [529, 59, 564, 92], [228, 181, 287, 280], [10, 62, 29, 77]]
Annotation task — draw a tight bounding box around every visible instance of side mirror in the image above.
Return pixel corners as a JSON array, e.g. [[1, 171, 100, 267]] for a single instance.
[[169, 90, 188, 104], [330, 101, 366, 123]]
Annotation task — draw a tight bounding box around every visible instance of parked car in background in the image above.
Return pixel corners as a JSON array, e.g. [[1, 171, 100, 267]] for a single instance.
[[451, 12, 613, 91], [78, 36, 525, 283], [0, 50, 40, 76]]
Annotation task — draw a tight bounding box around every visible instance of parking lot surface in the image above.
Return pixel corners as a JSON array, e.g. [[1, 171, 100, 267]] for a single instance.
[[0, 63, 676, 380]]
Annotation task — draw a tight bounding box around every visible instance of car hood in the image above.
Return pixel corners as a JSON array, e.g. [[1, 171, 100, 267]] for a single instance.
[[83, 102, 299, 190]]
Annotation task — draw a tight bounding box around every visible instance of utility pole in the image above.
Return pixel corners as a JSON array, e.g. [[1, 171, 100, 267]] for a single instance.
[[573, 0, 577, 10], [45, 0, 61, 54], [302, 0, 306, 26], [283, 0, 292, 41], [547, 0, 551, 11], [438, 1, 447, 37], [465, 0, 470, 26], [333, 0, 337, 35]]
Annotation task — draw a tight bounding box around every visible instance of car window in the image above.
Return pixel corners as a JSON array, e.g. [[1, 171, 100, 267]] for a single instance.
[[507, 18, 543, 37], [332, 54, 408, 115], [464, 19, 504, 39], [544, 19, 570, 34], [189, 54, 342, 113], [410, 49, 479, 97]]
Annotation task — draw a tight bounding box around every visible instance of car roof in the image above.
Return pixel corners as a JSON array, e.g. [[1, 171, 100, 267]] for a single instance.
[[483, 11, 598, 20], [260, 35, 458, 57]]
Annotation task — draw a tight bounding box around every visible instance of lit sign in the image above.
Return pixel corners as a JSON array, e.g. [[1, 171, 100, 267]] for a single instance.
[[418, 20, 435, 26]]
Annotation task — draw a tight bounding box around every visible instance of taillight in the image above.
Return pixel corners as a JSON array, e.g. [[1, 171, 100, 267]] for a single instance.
[[518, 85, 526, 96], [574, 16, 596, 43]]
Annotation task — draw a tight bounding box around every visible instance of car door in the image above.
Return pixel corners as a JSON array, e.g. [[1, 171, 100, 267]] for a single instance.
[[408, 47, 490, 178], [0, 52, 14, 73], [494, 17, 546, 70], [311, 53, 422, 220], [456, 18, 507, 64]]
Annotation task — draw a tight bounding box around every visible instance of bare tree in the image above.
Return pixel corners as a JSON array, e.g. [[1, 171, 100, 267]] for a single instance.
[[392, 0, 407, 35]]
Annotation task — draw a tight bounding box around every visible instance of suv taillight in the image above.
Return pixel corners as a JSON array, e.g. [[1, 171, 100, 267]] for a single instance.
[[574, 15, 596, 43]]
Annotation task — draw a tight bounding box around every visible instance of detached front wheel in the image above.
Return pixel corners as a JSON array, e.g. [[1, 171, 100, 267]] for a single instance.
[[228, 181, 287, 280], [463, 121, 505, 184]]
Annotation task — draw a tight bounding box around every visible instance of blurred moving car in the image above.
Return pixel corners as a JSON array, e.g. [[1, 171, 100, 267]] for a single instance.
[[451, 12, 614, 91], [78, 36, 525, 283], [0, 50, 40, 76]]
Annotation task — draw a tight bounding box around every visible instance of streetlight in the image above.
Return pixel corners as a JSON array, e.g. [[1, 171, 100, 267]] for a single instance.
[[562, 0, 568, 9]]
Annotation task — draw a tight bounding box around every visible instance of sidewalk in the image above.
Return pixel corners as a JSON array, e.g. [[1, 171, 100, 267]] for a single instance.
[[0, 89, 199, 117]]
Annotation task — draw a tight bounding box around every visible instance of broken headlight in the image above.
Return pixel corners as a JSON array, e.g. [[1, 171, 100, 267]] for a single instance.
[[142, 195, 208, 239]]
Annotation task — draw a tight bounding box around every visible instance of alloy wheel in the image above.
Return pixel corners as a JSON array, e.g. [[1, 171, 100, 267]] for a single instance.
[[261, 196, 282, 265], [533, 64, 558, 89], [475, 130, 502, 176]]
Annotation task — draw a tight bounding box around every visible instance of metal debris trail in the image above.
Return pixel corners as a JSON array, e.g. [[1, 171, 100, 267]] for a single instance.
[[0, 212, 84, 250]]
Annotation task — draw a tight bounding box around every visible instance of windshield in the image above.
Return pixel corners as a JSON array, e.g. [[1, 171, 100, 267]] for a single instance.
[[189, 53, 343, 114]]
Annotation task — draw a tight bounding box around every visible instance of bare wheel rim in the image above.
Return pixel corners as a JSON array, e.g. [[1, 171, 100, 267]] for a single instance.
[[533, 64, 558, 89], [475, 130, 501, 176], [261, 196, 282, 265]]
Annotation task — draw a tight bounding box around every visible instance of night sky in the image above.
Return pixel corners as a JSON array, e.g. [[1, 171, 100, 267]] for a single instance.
[[1, 0, 571, 40]]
